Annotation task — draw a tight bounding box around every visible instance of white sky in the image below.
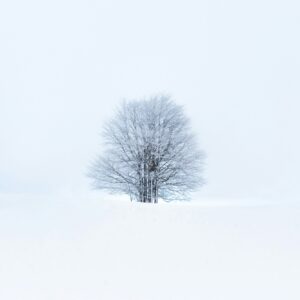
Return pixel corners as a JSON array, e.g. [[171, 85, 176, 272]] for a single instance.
[[0, 0, 299, 202]]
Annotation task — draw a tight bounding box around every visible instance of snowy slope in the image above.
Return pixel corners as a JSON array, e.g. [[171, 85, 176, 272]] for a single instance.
[[0, 195, 299, 300]]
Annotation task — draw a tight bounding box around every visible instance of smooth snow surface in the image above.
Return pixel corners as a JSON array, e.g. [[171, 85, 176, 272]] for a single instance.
[[0, 196, 299, 300]]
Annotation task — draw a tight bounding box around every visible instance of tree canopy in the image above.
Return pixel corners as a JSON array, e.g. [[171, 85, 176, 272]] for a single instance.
[[89, 95, 205, 202]]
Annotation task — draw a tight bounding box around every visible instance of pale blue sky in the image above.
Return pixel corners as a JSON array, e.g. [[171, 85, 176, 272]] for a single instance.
[[0, 0, 299, 202]]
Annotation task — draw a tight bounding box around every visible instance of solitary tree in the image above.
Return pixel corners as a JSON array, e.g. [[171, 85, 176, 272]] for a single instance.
[[88, 95, 204, 203]]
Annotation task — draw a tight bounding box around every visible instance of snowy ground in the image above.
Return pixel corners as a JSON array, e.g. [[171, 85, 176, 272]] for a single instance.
[[0, 195, 299, 300]]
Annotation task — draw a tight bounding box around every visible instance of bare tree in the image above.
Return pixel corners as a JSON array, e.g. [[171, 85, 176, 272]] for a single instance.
[[88, 95, 205, 203]]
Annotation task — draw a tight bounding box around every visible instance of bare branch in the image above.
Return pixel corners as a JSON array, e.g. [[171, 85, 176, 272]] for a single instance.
[[88, 95, 205, 202]]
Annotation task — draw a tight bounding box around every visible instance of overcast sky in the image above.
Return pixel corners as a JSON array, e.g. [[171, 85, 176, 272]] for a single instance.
[[0, 0, 299, 202]]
